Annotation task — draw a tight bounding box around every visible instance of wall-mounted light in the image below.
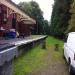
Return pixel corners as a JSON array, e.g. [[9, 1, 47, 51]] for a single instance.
[[3, 14, 8, 23]]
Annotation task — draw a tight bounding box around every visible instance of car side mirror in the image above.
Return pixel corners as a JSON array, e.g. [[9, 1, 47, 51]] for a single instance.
[[64, 36, 68, 42], [64, 38, 67, 42]]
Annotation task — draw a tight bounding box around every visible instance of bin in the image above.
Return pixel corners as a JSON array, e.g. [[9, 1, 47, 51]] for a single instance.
[[8, 32, 16, 38]]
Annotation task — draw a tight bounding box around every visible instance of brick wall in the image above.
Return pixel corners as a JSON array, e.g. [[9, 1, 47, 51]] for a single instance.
[[18, 22, 31, 36], [0, 4, 13, 32]]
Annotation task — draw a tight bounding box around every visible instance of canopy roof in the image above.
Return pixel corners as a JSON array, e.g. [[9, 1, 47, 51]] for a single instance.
[[0, 0, 36, 24]]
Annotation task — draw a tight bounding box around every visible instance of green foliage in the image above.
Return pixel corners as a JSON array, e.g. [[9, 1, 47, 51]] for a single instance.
[[18, 1, 46, 34], [50, 0, 73, 39], [43, 20, 50, 35], [68, 0, 75, 32]]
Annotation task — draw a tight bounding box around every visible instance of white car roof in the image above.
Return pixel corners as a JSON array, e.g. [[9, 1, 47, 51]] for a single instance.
[[69, 32, 75, 35]]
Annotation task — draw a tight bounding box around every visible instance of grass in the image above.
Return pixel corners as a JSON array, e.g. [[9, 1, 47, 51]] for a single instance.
[[13, 36, 64, 75], [46, 36, 63, 45], [13, 46, 47, 75]]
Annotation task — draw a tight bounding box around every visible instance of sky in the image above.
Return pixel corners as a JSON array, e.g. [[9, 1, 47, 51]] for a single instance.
[[12, 0, 54, 21]]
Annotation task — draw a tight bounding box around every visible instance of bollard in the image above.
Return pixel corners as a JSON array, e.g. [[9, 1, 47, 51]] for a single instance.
[[0, 44, 17, 75], [54, 44, 59, 51], [42, 40, 46, 49]]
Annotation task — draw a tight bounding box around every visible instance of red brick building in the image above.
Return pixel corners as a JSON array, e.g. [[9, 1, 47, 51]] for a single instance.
[[0, 0, 36, 37]]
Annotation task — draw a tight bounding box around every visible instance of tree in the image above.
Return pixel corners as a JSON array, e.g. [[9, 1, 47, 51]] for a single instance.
[[50, 0, 73, 39], [67, 0, 75, 32], [18, 1, 44, 34], [43, 20, 50, 35]]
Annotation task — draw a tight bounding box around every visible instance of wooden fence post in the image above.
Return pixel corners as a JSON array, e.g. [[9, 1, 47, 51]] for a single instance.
[[54, 44, 59, 51]]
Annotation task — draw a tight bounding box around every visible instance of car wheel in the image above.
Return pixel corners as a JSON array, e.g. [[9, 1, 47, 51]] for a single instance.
[[63, 55, 65, 59], [69, 63, 71, 73], [63, 50, 65, 59], [68, 59, 72, 75]]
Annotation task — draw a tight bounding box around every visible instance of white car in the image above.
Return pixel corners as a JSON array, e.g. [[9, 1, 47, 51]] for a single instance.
[[64, 32, 75, 74]]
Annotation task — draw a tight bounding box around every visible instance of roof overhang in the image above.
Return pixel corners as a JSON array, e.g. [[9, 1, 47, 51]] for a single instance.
[[20, 18, 35, 24], [0, 0, 36, 24]]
